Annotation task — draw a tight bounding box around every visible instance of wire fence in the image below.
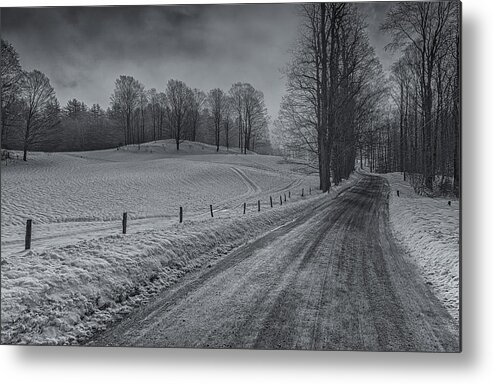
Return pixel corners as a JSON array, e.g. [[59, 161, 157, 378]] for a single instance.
[[22, 186, 317, 251]]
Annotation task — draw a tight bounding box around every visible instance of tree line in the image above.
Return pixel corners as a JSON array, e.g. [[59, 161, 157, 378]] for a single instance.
[[1, 39, 271, 161], [272, 2, 460, 197], [110, 77, 270, 153], [383, 2, 460, 196]]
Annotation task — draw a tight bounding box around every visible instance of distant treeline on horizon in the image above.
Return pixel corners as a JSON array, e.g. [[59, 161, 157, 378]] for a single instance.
[[1, 39, 273, 159]]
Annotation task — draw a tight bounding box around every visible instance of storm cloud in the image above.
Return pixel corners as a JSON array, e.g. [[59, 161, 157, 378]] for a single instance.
[[1, 3, 395, 119]]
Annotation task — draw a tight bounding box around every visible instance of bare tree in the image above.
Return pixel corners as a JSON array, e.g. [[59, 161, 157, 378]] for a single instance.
[[165, 79, 193, 150], [157, 92, 167, 140], [228, 82, 269, 154], [20, 70, 61, 161], [275, 3, 382, 190], [110, 75, 142, 146], [208, 88, 227, 152], [223, 95, 234, 151], [332, 6, 385, 183], [188, 89, 206, 142], [229, 82, 245, 151], [243, 86, 268, 154], [147, 88, 160, 141], [1, 39, 23, 147], [382, 1, 457, 191], [137, 87, 147, 147]]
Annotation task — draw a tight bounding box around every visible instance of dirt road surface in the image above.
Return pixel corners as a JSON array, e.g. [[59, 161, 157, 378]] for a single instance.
[[89, 174, 460, 352]]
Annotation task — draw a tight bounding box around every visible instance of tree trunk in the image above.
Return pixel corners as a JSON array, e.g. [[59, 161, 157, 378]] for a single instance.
[[22, 117, 31, 162], [126, 112, 131, 146], [319, 3, 330, 192], [216, 126, 220, 152], [399, 83, 404, 173], [225, 121, 229, 150], [423, 55, 435, 191]]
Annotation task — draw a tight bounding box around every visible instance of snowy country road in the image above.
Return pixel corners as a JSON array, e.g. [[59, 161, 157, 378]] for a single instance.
[[89, 174, 459, 351]]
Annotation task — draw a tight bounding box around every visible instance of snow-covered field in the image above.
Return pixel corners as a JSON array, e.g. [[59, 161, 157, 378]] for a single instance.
[[383, 173, 460, 325], [1, 140, 316, 254], [2, 146, 459, 345], [1, 140, 333, 344]]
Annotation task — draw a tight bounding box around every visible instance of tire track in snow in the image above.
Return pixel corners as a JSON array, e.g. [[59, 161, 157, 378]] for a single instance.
[[230, 167, 261, 193]]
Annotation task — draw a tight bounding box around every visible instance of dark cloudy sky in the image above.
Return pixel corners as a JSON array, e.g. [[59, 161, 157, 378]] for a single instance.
[[1, 2, 395, 119]]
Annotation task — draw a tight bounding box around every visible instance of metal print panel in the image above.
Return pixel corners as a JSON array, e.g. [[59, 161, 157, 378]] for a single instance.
[[0, 1, 461, 352]]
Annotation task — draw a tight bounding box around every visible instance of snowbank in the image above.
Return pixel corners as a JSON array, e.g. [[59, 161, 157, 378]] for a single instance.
[[383, 173, 460, 325]]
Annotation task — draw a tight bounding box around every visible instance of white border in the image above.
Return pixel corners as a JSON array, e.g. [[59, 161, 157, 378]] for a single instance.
[[1, 1, 491, 383]]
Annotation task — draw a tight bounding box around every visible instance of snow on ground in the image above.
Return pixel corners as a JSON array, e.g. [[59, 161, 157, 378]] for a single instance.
[[1, 164, 359, 345], [1, 140, 337, 344], [383, 172, 460, 325], [1, 140, 317, 255]]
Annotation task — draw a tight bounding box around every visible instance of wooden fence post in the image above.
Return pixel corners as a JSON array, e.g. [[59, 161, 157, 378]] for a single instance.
[[302, 188, 304, 197], [243, 202, 246, 214], [258, 200, 260, 212], [397, 190, 400, 197], [210, 204, 214, 217], [270, 196, 273, 208], [25, 219, 32, 250], [289, 191, 291, 198], [180, 207, 183, 223], [284, 193, 286, 202], [280, 196, 282, 205], [122, 212, 127, 234]]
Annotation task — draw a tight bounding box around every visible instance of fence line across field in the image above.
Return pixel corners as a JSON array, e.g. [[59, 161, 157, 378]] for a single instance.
[[23, 186, 316, 250], [174, 186, 314, 224]]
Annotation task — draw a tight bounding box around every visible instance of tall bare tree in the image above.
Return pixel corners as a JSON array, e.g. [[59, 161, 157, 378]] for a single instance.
[[222, 95, 234, 151], [157, 92, 167, 140], [228, 82, 269, 154], [1, 39, 23, 147], [147, 88, 160, 142], [188, 89, 206, 142], [165, 79, 193, 151], [382, 1, 458, 192], [229, 82, 245, 151], [208, 88, 227, 152], [137, 87, 147, 146], [20, 70, 61, 161], [110, 75, 142, 146], [275, 3, 383, 191]]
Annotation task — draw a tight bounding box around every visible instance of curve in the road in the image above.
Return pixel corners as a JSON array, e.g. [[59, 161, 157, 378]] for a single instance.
[[89, 174, 459, 352]]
